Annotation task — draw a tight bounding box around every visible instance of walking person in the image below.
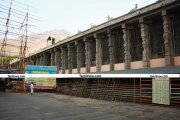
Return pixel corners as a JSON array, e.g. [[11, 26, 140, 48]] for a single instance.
[[30, 82, 34, 95]]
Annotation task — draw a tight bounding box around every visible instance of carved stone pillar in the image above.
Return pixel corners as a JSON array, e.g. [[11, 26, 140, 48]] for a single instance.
[[122, 24, 131, 69], [140, 18, 150, 68], [54, 48, 57, 68], [42, 53, 45, 66], [61, 47, 66, 74], [35, 55, 38, 65], [54, 48, 61, 71], [84, 38, 92, 73], [38, 55, 41, 65], [67, 44, 72, 74], [28, 57, 31, 65], [33, 56, 36, 65], [107, 30, 115, 71], [26, 58, 29, 65], [50, 50, 55, 66], [162, 10, 174, 66], [39, 54, 42, 65], [76, 41, 81, 73], [44, 52, 49, 66], [30, 57, 33, 65], [94, 34, 102, 72]]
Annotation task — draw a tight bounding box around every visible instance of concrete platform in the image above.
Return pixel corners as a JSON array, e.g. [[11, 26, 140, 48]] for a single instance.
[[0, 93, 180, 120]]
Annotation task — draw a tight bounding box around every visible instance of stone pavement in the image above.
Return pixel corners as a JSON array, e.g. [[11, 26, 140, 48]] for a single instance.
[[0, 93, 180, 120]]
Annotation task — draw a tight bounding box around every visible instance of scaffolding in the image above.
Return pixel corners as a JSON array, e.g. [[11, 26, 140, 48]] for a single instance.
[[0, 0, 39, 71]]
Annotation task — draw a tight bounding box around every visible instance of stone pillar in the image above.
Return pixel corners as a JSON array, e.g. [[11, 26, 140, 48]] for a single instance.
[[140, 18, 150, 68], [30, 57, 32, 65], [35, 55, 38, 65], [25, 58, 28, 65], [41, 54, 44, 65], [107, 30, 115, 71], [50, 50, 55, 66], [61, 47, 65, 74], [38, 55, 41, 65], [28, 57, 30, 65], [54, 48, 57, 68], [122, 24, 131, 69], [39, 54, 42, 65], [42, 53, 45, 66], [94, 34, 102, 72], [33, 56, 36, 65], [162, 10, 174, 66], [84, 38, 92, 73], [28, 57, 31, 65], [38, 55, 40, 65], [76, 41, 81, 73], [54, 47, 61, 71], [67, 44, 72, 74]]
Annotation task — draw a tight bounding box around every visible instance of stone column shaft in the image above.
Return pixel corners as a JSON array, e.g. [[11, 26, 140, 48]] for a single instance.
[[61, 47, 65, 74], [122, 24, 131, 69], [162, 10, 174, 66], [55, 48, 60, 71], [67, 44, 72, 74], [76, 41, 81, 73], [95, 34, 102, 72], [54, 49, 57, 67], [42, 53, 45, 66], [50, 50, 55, 66], [33, 56, 36, 65], [44, 53, 49, 66], [140, 19, 150, 68], [107, 30, 115, 71], [35, 55, 38, 65], [84, 38, 92, 73], [39, 54, 42, 65]]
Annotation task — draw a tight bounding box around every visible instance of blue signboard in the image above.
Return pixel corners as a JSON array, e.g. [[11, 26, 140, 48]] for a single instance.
[[25, 65, 57, 89]]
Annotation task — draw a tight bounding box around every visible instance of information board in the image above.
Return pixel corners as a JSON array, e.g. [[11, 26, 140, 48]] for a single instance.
[[25, 65, 57, 89], [152, 77, 170, 105]]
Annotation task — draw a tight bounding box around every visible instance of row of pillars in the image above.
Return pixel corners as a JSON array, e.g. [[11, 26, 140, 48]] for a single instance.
[[24, 10, 173, 73]]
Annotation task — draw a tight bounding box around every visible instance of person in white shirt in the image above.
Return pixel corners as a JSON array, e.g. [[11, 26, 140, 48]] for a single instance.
[[30, 82, 34, 95]]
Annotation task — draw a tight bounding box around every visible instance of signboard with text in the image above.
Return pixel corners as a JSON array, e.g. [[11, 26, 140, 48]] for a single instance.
[[25, 65, 57, 89]]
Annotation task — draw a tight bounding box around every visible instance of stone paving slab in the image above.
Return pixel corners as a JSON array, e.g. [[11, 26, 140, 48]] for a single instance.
[[0, 93, 180, 120]]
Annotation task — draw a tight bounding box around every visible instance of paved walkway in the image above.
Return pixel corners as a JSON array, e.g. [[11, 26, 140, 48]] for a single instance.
[[0, 93, 180, 120]]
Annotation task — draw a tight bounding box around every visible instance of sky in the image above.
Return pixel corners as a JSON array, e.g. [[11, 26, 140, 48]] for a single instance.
[[1, 0, 157, 35]]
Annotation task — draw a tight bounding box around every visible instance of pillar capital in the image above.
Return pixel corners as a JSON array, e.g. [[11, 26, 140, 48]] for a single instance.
[[162, 10, 167, 16], [50, 50, 54, 54], [107, 29, 112, 38], [83, 37, 88, 42], [60, 46, 64, 51], [83, 37, 93, 42], [54, 48, 58, 52], [67, 43, 74, 48], [75, 41, 79, 45], [139, 18, 152, 24], [94, 34, 102, 39], [139, 18, 145, 24], [122, 24, 128, 29], [122, 24, 134, 30]]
